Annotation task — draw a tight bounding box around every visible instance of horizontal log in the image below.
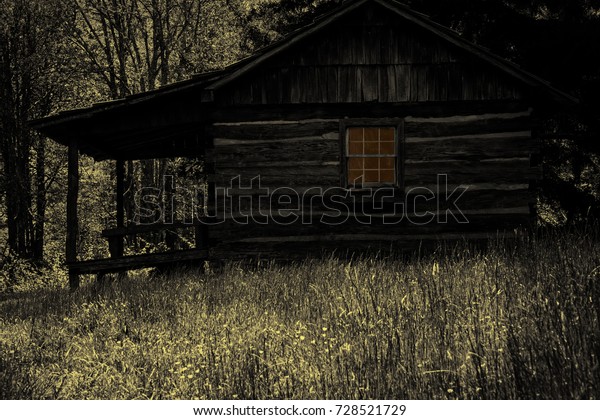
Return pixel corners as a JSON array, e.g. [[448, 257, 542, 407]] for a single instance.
[[216, 161, 339, 169], [208, 212, 532, 242], [404, 159, 531, 175], [102, 221, 205, 238], [403, 159, 539, 186], [69, 249, 209, 274], [213, 133, 338, 146], [210, 120, 339, 140], [210, 165, 341, 188], [209, 187, 532, 215], [406, 131, 531, 144], [404, 109, 531, 123], [214, 183, 531, 196], [209, 229, 524, 260], [405, 134, 536, 160], [230, 231, 522, 244], [405, 115, 532, 138], [215, 164, 339, 178], [214, 138, 339, 164], [210, 101, 531, 123], [213, 118, 337, 126]]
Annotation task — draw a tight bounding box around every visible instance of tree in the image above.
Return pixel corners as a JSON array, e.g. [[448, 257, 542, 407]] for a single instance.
[[0, 0, 76, 260], [64, 0, 246, 250]]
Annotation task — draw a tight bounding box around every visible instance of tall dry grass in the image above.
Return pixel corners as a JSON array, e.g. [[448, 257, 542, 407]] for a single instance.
[[1, 227, 599, 399]]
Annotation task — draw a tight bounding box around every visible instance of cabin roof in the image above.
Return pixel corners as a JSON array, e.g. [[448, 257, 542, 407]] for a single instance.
[[30, 0, 578, 160]]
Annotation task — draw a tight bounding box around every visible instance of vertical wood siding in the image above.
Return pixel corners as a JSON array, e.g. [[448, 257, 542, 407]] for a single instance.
[[217, 4, 524, 106]]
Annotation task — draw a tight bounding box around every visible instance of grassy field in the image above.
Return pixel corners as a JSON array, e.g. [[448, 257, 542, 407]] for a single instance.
[[1, 228, 599, 399]]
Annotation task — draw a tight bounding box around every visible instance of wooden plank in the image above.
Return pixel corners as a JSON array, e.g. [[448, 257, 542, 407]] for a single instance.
[[67, 139, 79, 289], [352, 66, 361, 102], [326, 66, 338, 103], [214, 137, 339, 163], [405, 131, 531, 143], [280, 67, 292, 103], [404, 158, 531, 175], [208, 212, 531, 243], [210, 186, 532, 216], [102, 220, 207, 238], [215, 164, 340, 183], [362, 66, 379, 102], [405, 109, 531, 123], [410, 65, 419, 101], [214, 133, 338, 146], [210, 172, 341, 188], [208, 230, 524, 259], [216, 160, 339, 170], [211, 120, 339, 140], [405, 135, 536, 160], [265, 70, 280, 103], [404, 166, 540, 185], [210, 101, 530, 122], [447, 63, 463, 101], [69, 249, 209, 274], [395, 65, 410, 101], [405, 115, 531, 137], [365, 25, 381, 64], [378, 66, 391, 102]]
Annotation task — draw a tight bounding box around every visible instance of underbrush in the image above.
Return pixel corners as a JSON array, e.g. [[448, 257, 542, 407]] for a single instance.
[[1, 228, 599, 399]]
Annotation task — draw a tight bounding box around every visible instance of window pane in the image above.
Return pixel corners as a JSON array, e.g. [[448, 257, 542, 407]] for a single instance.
[[363, 157, 379, 170], [364, 128, 379, 142], [380, 157, 395, 169], [363, 170, 380, 182], [345, 125, 398, 187], [380, 170, 395, 183], [348, 127, 364, 142], [348, 157, 363, 170], [364, 141, 379, 154], [380, 141, 395, 154], [380, 127, 395, 141], [348, 142, 363, 154], [348, 170, 363, 184]]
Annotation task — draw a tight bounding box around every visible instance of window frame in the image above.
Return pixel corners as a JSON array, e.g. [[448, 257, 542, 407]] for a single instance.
[[339, 118, 404, 190]]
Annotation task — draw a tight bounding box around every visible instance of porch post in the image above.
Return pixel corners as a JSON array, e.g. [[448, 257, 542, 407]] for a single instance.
[[66, 138, 79, 289]]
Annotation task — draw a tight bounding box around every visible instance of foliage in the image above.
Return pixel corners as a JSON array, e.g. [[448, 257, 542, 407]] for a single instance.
[[1, 228, 599, 399]]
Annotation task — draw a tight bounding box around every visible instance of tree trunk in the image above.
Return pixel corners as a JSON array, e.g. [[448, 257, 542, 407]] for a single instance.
[[32, 135, 46, 261]]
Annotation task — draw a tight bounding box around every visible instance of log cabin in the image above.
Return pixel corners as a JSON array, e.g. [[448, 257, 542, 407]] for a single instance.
[[30, 0, 577, 288]]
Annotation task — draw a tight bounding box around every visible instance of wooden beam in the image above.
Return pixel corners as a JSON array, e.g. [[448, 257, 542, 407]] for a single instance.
[[68, 249, 209, 274], [66, 139, 79, 289]]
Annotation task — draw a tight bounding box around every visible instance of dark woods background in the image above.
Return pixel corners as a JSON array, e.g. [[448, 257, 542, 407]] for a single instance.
[[1, 0, 599, 290]]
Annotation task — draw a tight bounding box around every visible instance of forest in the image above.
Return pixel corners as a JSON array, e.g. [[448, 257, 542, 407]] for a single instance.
[[0, 0, 599, 289]]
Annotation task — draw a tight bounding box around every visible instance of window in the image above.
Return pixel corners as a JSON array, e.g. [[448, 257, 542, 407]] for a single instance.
[[343, 122, 401, 188]]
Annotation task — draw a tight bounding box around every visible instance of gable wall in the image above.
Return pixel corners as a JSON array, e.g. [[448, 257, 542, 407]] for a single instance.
[[217, 3, 526, 106]]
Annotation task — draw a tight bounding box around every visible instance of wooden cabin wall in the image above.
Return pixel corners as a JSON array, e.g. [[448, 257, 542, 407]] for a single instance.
[[205, 102, 539, 259], [205, 3, 538, 259], [217, 4, 525, 107]]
